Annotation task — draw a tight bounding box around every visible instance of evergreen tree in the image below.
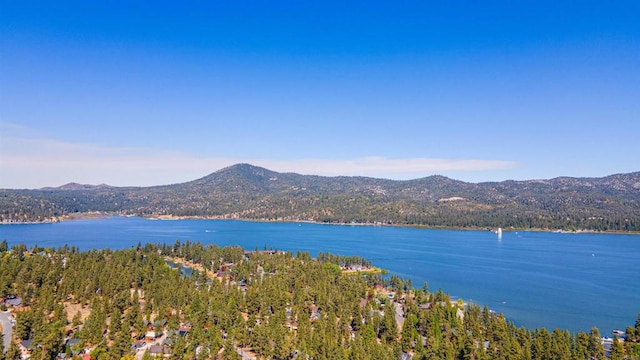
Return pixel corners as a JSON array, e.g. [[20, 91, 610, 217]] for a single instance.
[[381, 302, 398, 344], [72, 310, 83, 328], [81, 298, 107, 345], [550, 328, 572, 360], [126, 291, 145, 338], [400, 313, 417, 352], [5, 341, 21, 360], [572, 332, 590, 360], [109, 329, 131, 360], [587, 327, 605, 360], [610, 334, 625, 360], [222, 338, 241, 360]]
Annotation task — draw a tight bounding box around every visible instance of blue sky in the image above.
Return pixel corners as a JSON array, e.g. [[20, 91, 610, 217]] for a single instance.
[[1, 1, 639, 188]]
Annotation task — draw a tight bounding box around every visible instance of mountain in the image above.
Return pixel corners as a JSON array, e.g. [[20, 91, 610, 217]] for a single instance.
[[41, 182, 113, 190], [2, 163, 639, 231]]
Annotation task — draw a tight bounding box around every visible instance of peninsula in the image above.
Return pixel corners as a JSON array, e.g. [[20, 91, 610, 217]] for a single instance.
[[1, 241, 639, 359]]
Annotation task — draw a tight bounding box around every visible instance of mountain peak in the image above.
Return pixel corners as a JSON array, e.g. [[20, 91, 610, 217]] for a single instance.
[[187, 163, 281, 189], [218, 163, 273, 174], [211, 163, 279, 179]]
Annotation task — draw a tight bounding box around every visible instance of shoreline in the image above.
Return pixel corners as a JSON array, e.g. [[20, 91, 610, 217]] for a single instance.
[[1, 219, 635, 334], [2, 213, 639, 235]]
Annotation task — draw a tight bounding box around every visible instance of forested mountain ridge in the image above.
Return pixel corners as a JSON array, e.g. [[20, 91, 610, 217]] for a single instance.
[[2, 164, 639, 231]]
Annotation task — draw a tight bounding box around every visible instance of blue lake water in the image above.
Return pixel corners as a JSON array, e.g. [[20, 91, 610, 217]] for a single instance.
[[1, 216, 638, 334]]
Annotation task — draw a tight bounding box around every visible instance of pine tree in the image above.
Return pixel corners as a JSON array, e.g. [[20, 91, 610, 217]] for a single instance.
[[5, 341, 21, 360], [400, 313, 416, 352], [126, 292, 145, 338], [572, 332, 590, 360], [72, 310, 83, 328], [109, 329, 131, 360], [610, 334, 625, 360], [587, 327, 605, 360], [381, 302, 398, 343], [222, 338, 241, 360], [81, 298, 107, 345]]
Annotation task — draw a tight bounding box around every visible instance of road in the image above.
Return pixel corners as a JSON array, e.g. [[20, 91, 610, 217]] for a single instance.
[[0, 311, 13, 352], [393, 301, 404, 331]]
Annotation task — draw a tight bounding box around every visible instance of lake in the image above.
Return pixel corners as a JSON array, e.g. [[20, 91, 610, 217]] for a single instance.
[[1, 216, 638, 334]]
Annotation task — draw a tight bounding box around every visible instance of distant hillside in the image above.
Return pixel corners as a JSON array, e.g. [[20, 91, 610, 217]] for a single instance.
[[2, 163, 639, 231], [41, 182, 113, 190]]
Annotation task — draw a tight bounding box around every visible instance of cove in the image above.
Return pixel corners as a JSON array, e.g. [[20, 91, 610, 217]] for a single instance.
[[1, 216, 638, 333]]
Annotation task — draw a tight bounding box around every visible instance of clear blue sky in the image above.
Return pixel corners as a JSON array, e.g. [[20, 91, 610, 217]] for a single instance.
[[1, 1, 639, 188]]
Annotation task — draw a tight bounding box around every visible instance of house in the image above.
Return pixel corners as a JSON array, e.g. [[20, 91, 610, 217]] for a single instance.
[[401, 353, 413, 360], [417, 302, 450, 310], [145, 331, 158, 340], [149, 345, 170, 357], [238, 279, 248, 292], [65, 338, 81, 347], [220, 263, 234, 271], [149, 345, 163, 356], [243, 249, 277, 257], [178, 322, 192, 336], [5, 296, 23, 307], [310, 305, 321, 322], [66, 338, 82, 355], [131, 340, 146, 350], [19, 339, 34, 359], [602, 337, 614, 357]]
